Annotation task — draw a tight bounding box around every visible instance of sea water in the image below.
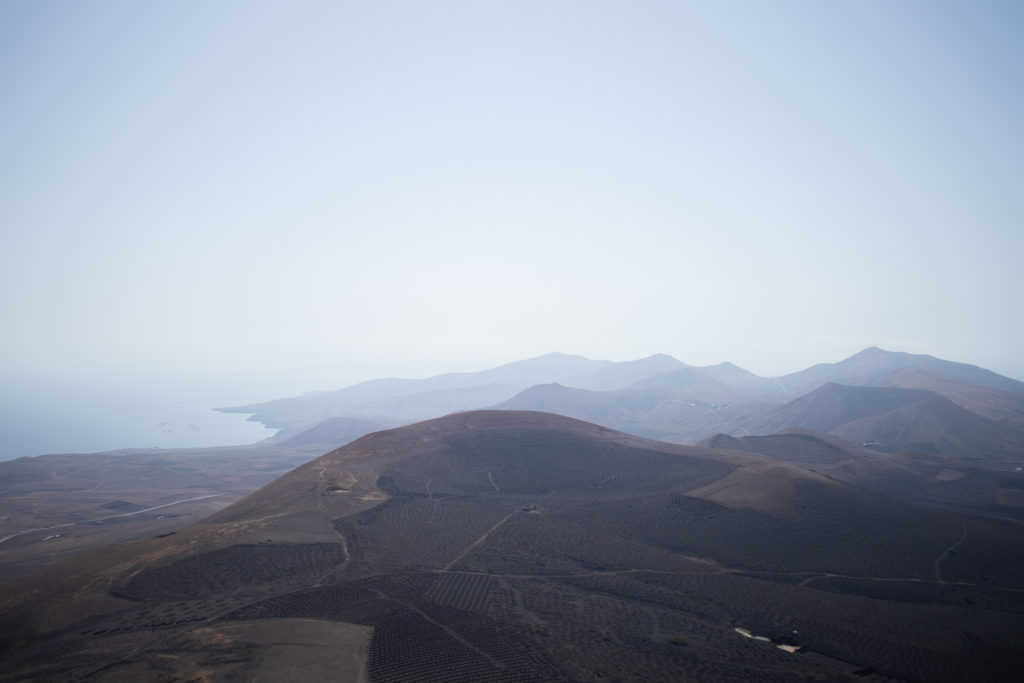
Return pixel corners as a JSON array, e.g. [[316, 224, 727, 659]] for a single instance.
[[0, 374, 281, 461]]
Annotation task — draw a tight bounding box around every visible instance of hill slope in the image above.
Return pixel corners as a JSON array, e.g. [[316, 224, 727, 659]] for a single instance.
[[777, 346, 1024, 396], [700, 429, 1024, 519], [885, 367, 1024, 429], [743, 383, 1024, 463]]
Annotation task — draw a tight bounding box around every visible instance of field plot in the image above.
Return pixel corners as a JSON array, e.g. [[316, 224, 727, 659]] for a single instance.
[[562, 569, 1024, 683], [116, 542, 348, 601], [620, 481, 968, 578], [369, 605, 554, 683], [426, 572, 494, 612], [336, 495, 525, 573], [484, 574, 809, 683], [221, 573, 562, 682], [450, 496, 717, 575]]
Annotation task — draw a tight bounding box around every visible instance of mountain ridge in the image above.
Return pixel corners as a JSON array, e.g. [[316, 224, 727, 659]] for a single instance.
[[742, 382, 1024, 463], [208, 348, 1024, 474]]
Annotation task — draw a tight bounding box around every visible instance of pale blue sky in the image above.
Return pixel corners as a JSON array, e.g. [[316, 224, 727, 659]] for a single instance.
[[2, 0, 1023, 403]]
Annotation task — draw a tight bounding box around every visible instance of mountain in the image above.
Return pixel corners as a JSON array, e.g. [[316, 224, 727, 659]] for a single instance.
[[776, 346, 1024, 396], [884, 366, 1024, 429], [742, 383, 1024, 463], [271, 415, 385, 452], [491, 383, 664, 433], [691, 361, 792, 399], [626, 365, 751, 402], [699, 429, 1024, 520], [4, 411, 1024, 682], [493, 382, 775, 443], [216, 348, 1024, 453], [217, 352, 611, 432], [333, 383, 522, 423], [562, 353, 687, 391], [13, 347, 1024, 592]]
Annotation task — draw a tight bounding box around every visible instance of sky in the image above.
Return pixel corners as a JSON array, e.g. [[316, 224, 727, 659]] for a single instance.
[[2, 0, 1023, 446]]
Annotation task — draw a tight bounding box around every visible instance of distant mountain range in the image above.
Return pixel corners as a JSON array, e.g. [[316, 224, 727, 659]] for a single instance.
[[698, 429, 1024, 521], [219, 347, 1024, 467], [741, 383, 1024, 462], [218, 351, 611, 430]]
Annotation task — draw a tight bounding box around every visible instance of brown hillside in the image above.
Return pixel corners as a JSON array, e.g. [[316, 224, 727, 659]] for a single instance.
[[885, 367, 1024, 430], [700, 429, 1024, 520], [743, 383, 1024, 464]]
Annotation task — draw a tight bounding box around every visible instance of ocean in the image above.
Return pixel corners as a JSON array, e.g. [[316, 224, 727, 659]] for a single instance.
[[0, 375, 283, 461]]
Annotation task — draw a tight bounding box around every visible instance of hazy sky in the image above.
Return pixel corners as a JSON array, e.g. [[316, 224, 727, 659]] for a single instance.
[[3, 0, 1023, 399]]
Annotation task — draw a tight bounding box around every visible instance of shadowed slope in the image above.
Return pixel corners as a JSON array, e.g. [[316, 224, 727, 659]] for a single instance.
[[885, 367, 1024, 430]]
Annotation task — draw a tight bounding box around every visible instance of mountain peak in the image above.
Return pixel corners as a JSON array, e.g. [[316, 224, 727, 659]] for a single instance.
[[643, 352, 681, 362], [561, 353, 685, 392]]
